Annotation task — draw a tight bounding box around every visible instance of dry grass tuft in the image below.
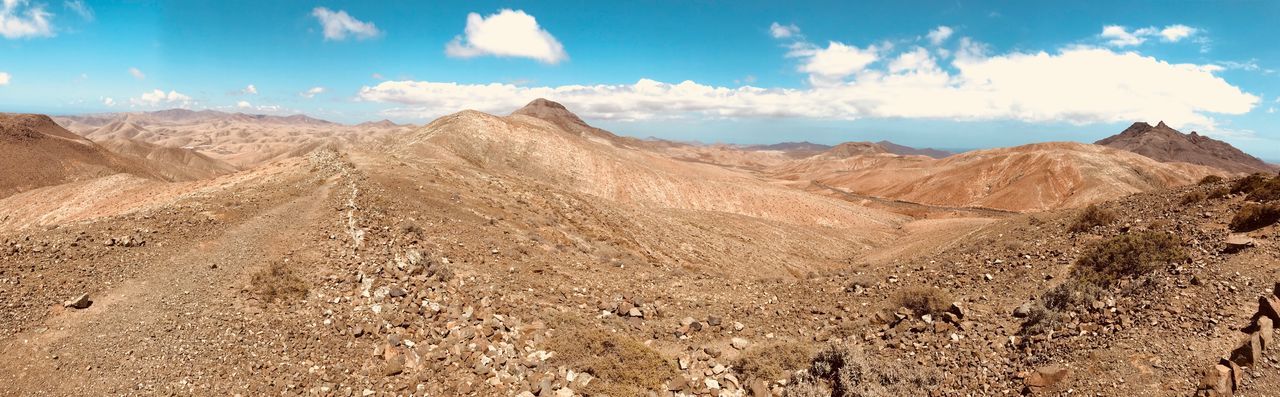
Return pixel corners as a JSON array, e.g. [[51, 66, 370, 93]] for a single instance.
[[250, 262, 307, 304], [734, 342, 814, 385], [1069, 204, 1117, 233], [1198, 175, 1224, 185], [891, 286, 953, 317], [548, 328, 675, 395], [1180, 190, 1207, 205]]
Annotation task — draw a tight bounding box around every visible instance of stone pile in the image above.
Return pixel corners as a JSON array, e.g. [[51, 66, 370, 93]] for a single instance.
[[1196, 282, 1280, 396]]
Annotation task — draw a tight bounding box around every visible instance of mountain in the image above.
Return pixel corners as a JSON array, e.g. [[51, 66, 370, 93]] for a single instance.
[[771, 141, 1218, 212], [56, 109, 406, 167], [875, 140, 952, 158], [0, 113, 162, 198], [1096, 121, 1276, 174], [96, 138, 239, 181]]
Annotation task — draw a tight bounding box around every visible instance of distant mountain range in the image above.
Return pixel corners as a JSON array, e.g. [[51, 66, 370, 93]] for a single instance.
[[1095, 121, 1276, 174]]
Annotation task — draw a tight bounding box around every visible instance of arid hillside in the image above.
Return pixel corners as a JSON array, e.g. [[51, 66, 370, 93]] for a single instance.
[[0, 113, 163, 198], [56, 109, 412, 167], [1097, 121, 1277, 174]]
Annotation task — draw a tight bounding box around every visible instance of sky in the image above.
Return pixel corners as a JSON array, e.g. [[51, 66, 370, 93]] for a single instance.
[[2, 1, 1279, 159]]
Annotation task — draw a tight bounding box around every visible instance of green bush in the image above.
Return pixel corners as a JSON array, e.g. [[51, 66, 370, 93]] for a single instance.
[[1069, 204, 1118, 233], [1230, 203, 1280, 232], [1071, 232, 1186, 287]]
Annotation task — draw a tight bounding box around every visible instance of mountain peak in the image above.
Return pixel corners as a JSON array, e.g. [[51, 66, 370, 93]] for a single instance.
[[511, 98, 591, 130], [1097, 120, 1275, 173]]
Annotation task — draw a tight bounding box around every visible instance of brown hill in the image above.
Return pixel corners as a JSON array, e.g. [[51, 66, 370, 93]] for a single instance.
[[56, 109, 407, 167], [1096, 121, 1275, 174], [0, 113, 162, 198], [875, 140, 952, 158], [97, 138, 239, 181], [772, 142, 1217, 212]]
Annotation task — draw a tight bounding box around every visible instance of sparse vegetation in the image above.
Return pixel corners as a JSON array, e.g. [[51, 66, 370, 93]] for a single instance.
[[787, 344, 940, 396], [1070, 231, 1186, 288], [734, 342, 814, 385], [1019, 304, 1063, 336], [548, 329, 675, 395], [1198, 175, 1224, 185], [892, 286, 953, 317], [1230, 203, 1280, 232], [1208, 186, 1231, 200], [1231, 173, 1271, 195], [1042, 279, 1104, 311], [250, 262, 307, 304], [1181, 190, 1206, 205], [1069, 204, 1117, 233]]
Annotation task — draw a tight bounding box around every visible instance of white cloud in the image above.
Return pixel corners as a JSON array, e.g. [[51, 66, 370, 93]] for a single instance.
[[0, 71, 9, 85], [130, 89, 192, 108], [371, 72, 384, 80], [311, 7, 380, 41], [129, 67, 145, 80], [236, 100, 251, 109], [0, 0, 54, 39], [63, 0, 91, 21], [926, 26, 953, 45], [1160, 24, 1196, 42], [242, 84, 257, 95], [300, 86, 326, 98], [100, 96, 114, 107], [445, 9, 567, 64], [770, 22, 799, 39], [790, 41, 880, 86], [359, 47, 1257, 130], [1101, 24, 1200, 47]]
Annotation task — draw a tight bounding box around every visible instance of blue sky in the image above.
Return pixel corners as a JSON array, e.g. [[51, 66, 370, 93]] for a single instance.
[[2, 1, 1279, 159]]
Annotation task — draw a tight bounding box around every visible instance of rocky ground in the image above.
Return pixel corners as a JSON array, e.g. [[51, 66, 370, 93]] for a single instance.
[[2, 140, 1279, 396]]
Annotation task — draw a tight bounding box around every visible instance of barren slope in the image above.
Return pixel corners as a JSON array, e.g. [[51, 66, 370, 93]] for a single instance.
[[0, 113, 162, 198], [1097, 121, 1276, 174]]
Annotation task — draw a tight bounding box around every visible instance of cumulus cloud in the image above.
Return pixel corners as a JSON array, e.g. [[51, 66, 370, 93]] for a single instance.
[[300, 86, 326, 98], [770, 22, 799, 39], [789, 41, 881, 86], [1, 0, 54, 39], [129, 67, 145, 80], [242, 84, 257, 95], [1160, 24, 1196, 42], [1101, 24, 1200, 47], [311, 7, 380, 41], [0, 71, 9, 85], [445, 9, 567, 64], [130, 89, 192, 108], [100, 96, 114, 107], [358, 47, 1257, 130], [236, 100, 251, 109], [926, 26, 953, 45], [63, 0, 91, 21]]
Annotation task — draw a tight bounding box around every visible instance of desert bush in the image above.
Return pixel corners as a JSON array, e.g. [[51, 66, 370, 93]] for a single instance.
[[1069, 204, 1117, 233], [734, 342, 814, 385], [1041, 279, 1104, 312], [1198, 175, 1224, 185], [1070, 232, 1186, 287], [548, 328, 674, 395], [1181, 190, 1207, 205], [1244, 175, 1280, 202], [1019, 305, 1063, 336], [891, 286, 953, 317], [250, 262, 307, 303], [787, 344, 939, 397], [1230, 203, 1280, 232], [1231, 173, 1271, 195], [1208, 187, 1231, 200]]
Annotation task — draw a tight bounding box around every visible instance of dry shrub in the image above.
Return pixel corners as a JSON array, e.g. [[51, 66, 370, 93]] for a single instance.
[[251, 262, 307, 303], [1243, 175, 1280, 202], [1231, 173, 1273, 197], [1230, 203, 1280, 232], [1208, 187, 1231, 200], [891, 286, 953, 317], [1198, 175, 1224, 185], [1019, 305, 1063, 336], [1069, 204, 1117, 233], [786, 344, 940, 397], [734, 342, 814, 385], [1070, 232, 1185, 288], [1042, 279, 1104, 312], [1181, 190, 1207, 205], [548, 328, 675, 395]]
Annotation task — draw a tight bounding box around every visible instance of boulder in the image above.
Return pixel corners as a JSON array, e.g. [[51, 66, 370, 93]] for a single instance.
[[1196, 364, 1233, 396], [64, 293, 92, 309], [731, 337, 751, 350], [1223, 234, 1255, 253], [1024, 365, 1070, 393], [1259, 316, 1274, 350], [1013, 302, 1034, 318]]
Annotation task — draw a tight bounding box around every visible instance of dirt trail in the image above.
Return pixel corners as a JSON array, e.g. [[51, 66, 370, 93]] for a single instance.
[[0, 174, 336, 395]]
